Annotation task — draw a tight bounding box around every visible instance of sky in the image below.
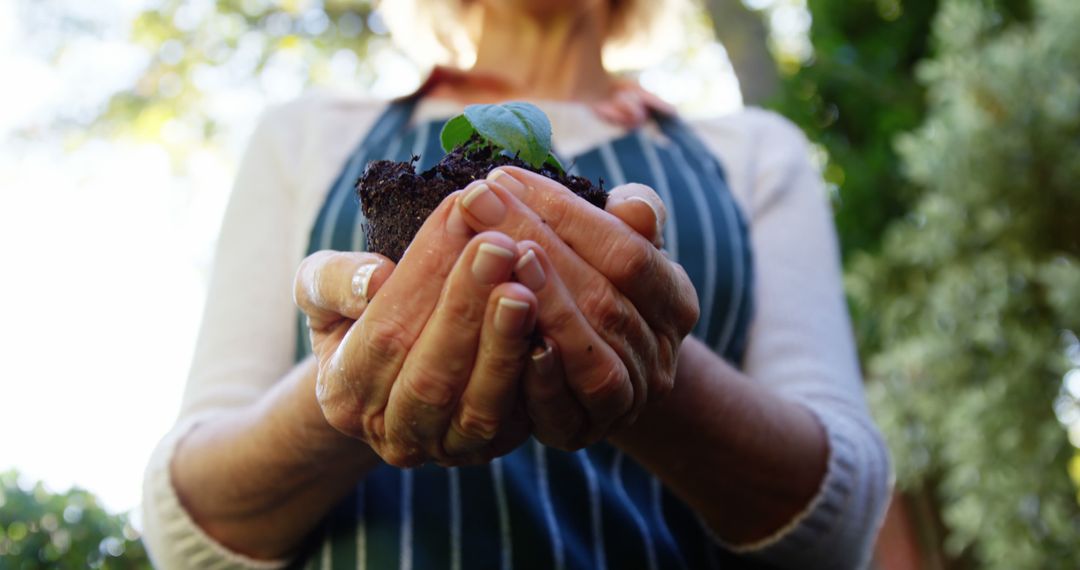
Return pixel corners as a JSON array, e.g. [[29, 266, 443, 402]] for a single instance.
[[0, 0, 793, 519], [0, 0, 222, 518]]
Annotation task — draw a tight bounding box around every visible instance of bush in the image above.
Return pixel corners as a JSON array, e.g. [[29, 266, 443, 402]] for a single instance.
[[847, 0, 1080, 566], [0, 471, 150, 569], [768, 0, 940, 260]]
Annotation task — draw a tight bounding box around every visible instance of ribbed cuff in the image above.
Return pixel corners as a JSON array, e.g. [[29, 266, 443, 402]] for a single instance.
[[142, 413, 291, 570]]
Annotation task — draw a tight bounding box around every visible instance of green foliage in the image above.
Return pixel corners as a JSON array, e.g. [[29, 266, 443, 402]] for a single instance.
[[97, 0, 380, 153], [439, 115, 477, 154], [441, 102, 563, 171], [770, 0, 1031, 260], [0, 471, 150, 569], [769, 0, 941, 260], [847, 0, 1080, 565]]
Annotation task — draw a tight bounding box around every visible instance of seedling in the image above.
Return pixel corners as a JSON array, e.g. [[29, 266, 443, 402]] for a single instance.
[[439, 102, 565, 173], [358, 102, 601, 262]]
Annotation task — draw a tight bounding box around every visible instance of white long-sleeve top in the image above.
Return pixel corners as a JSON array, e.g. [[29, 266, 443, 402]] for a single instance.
[[142, 91, 892, 569]]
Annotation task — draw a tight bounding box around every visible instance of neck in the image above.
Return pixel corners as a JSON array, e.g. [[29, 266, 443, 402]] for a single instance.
[[468, 5, 614, 102]]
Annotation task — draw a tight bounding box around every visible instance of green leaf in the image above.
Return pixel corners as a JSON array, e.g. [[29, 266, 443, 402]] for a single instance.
[[543, 152, 565, 174], [439, 114, 476, 153], [463, 102, 553, 168]]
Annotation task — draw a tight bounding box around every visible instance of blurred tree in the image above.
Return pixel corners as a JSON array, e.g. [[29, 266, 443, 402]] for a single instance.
[[768, 0, 941, 261], [0, 471, 151, 568], [769, 0, 1031, 261], [847, 0, 1080, 566], [96, 0, 383, 156]]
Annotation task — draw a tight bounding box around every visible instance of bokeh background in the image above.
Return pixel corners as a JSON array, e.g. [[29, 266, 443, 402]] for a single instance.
[[1, 0, 1078, 567]]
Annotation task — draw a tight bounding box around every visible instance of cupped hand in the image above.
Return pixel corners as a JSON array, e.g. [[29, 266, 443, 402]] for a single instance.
[[454, 168, 699, 449], [294, 194, 545, 468]]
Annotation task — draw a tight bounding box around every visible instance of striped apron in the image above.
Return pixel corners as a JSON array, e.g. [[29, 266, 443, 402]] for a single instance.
[[292, 96, 757, 569]]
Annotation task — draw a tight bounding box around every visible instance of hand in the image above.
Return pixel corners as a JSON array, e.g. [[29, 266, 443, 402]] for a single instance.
[[591, 80, 677, 129], [455, 168, 699, 449], [603, 183, 668, 249], [294, 194, 544, 467]]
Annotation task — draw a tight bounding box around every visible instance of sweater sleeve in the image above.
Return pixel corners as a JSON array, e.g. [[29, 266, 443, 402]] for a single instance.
[[140, 94, 382, 569], [139, 101, 303, 569], [693, 110, 894, 569]]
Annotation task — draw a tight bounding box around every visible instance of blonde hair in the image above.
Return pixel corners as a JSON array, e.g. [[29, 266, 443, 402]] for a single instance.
[[377, 0, 696, 71]]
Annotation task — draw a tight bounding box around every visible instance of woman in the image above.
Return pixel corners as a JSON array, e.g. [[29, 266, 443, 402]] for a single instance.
[[142, 0, 892, 568]]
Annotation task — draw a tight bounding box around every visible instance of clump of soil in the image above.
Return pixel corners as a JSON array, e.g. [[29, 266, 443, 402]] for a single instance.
[[357, 141, 605, 262]]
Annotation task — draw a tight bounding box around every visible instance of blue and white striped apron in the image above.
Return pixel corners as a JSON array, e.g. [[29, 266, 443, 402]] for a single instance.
[[292, 96, 758, 569]]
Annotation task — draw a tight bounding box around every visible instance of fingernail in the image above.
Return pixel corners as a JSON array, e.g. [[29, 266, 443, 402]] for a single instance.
[[472, 242, 515, 284], [514, 249, 546, 291], [487, 169, 525, 194], [462, 182, 506, 226], [351, 260, 382, 300], [531, 339, 555, 376], [626, 196, 662, 238], [494, 297, 531, 336]]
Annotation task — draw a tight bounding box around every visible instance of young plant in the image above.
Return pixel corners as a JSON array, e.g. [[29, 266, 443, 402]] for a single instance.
[[439, 101, 565, 173]]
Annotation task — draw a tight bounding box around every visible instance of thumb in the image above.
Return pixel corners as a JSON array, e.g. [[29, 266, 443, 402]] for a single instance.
[[605, 183, 666, 249], [294, 250, 396, 331]]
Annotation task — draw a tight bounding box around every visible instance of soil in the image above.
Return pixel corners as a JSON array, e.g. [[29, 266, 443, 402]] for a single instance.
[[357, 140, 605, 262]]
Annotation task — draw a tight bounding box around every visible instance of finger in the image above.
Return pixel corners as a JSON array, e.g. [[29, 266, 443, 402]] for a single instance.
[[294, 250, 394, 330], [294, 251, 395, 361], [605, 184, 665, 248], [482, 167, 697, 335], [591, 99, 638, 129], [612, 89, 648, 128], [486, 400, 532, 457], [516, 241, 638, 438], [457, 177, 630, 319], [384, 232, 521, 465], [590, 101, 625, 127], [443, 399, 533, 467], [443, 282, 538, 458], [522, 336, 590, 451], [457, 180, 653, 417], [628, 83, 677, 116], [610, 78, 677, 116], [325, 193, 474, 445]]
